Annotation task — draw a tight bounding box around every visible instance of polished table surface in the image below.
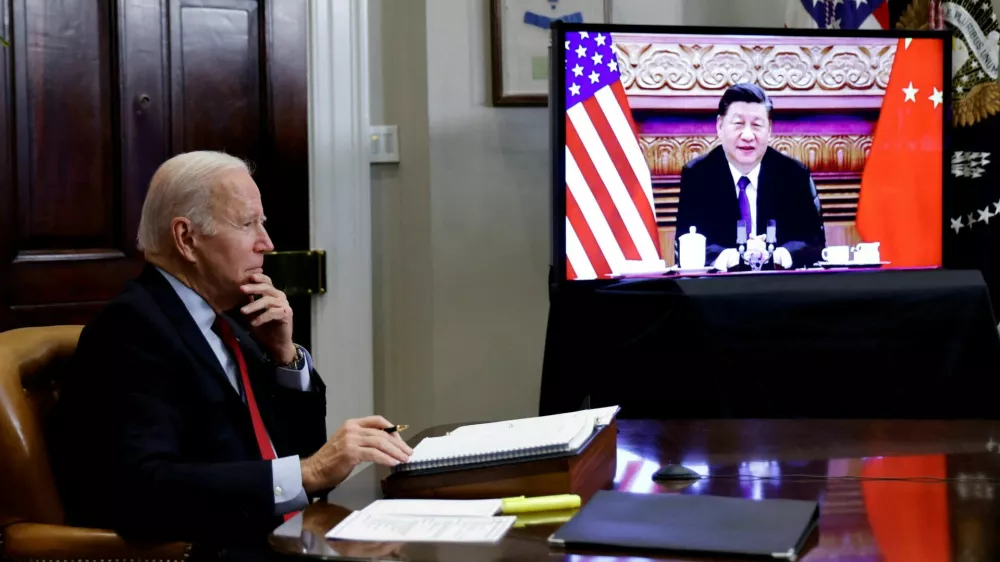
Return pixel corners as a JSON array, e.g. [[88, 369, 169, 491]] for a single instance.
[[269, 419, 1000, 561]]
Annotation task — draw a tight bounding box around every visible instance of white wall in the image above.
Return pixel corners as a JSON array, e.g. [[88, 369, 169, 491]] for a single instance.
[[425, 0, 551, 427], [612, 0, 786, 26], [370, 0, 549, 434], [369, 0, 437, 434]]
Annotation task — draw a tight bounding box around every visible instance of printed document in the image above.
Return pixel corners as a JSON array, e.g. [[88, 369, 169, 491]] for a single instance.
[[326, 510, 515, 543]]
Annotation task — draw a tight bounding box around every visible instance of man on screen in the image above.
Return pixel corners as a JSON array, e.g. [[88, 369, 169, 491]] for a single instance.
[[675, 83, 826, 270]]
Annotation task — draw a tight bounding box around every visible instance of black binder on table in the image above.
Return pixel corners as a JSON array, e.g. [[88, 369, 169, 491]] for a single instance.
[[548, 490, 819, 561]]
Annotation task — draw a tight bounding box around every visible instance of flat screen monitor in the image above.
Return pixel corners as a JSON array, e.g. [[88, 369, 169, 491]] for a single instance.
[[550, 24, 950, 283]]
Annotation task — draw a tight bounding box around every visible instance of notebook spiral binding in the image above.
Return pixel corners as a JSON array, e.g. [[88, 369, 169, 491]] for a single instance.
[[390, 442, 568, 474]]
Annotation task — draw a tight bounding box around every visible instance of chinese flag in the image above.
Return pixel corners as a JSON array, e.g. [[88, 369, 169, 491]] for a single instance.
[[856, 38, 944, 267]]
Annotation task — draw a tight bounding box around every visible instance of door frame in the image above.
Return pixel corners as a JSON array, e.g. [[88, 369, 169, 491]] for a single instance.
[[307, 0, 373, 435]]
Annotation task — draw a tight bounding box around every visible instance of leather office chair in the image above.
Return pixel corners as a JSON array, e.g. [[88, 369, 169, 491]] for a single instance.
[[0, 326, 191, 561]]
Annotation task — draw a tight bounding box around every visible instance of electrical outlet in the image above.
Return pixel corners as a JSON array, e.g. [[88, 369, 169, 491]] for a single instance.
[[370, 125, 400, 163]]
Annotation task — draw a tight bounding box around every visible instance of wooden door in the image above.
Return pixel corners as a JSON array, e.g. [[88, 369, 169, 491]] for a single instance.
[[0, 0, 310, 337]]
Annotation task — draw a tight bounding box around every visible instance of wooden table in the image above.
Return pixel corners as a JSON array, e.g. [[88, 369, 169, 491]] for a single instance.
[[268, 419, 1000, 561]]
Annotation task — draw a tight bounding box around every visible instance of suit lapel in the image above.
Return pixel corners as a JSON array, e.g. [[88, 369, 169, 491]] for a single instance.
[[712, 147, 742, 229], [137, 265, 241, 403], [756, 148, 776, 226]]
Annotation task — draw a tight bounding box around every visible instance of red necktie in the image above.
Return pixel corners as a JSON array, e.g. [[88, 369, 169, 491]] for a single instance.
[[213, 316, 298, 521]]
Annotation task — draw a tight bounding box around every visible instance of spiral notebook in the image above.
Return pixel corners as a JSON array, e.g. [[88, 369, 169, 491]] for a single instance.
[[391, 406, 619, 475]]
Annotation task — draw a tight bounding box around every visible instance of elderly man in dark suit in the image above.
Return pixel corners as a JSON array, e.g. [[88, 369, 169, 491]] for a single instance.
[[49, 151, 411, 549], [675, 83, 826, 270]]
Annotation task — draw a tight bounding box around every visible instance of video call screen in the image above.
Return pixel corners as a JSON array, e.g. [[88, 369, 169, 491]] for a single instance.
[[553, 26, 948, 281]]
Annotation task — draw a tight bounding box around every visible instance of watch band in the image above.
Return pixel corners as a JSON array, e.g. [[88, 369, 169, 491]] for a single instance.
[[273, 345, 305, 369]]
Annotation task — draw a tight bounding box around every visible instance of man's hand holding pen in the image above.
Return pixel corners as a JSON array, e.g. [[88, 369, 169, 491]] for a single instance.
[[301, 415, 412, 493]]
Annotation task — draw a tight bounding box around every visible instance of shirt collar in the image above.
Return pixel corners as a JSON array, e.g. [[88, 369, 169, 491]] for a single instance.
[[728, 159, 762, 189], [156, 266, 217, 335]]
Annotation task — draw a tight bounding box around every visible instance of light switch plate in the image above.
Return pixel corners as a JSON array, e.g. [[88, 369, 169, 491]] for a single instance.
[[370, 125, 399, 163]]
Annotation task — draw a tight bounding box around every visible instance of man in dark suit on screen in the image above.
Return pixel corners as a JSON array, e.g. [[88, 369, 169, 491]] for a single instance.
[[675, 83, 826, 270], [49, 151, 411, 553]]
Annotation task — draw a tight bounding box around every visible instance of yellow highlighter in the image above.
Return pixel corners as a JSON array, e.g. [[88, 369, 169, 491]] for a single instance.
[[501, 494, 581, 514], [513, 508, 578, 528]]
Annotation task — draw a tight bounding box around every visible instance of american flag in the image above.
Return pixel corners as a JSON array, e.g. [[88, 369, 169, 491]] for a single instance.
[[785, 0, 891, 29], [563, 31, 661, 280]]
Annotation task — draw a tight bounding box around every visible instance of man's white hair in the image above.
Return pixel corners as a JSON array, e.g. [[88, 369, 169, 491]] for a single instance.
[[136, 151, 251, 256]]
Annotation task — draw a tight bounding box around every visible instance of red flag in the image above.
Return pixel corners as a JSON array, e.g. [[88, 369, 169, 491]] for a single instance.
[[856, 38, 945, 267], [861, 455, 951, 562]]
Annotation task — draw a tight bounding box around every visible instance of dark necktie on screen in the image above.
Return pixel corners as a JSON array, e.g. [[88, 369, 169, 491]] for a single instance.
[[212, 316, 297, 521], [737, 176, 752, 239]]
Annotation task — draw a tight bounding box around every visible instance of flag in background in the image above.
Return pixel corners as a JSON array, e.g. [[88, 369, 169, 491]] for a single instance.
[[893, 0, 999, 316], [785, 0, 891, 29], [856, 38, 945, 267], [563, 31, 662, 280]]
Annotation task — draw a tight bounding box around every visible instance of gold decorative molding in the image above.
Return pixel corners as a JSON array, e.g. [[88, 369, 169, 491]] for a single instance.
[[612, 36, 897, 98], [640, 135, 873, 177]]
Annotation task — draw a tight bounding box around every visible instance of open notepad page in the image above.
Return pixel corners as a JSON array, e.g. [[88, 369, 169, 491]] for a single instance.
[[446, 406, 621, 438], [393, 406, 620, 473]]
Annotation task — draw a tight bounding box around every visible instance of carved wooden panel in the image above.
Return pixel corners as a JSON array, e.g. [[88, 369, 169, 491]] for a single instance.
[[170, 0, 260, 158], [0, 0, 310, 330], [1, 0, 143, 328], [0, 0, 12, 329], [17, 0, 115, 249], [613, 34, 898, 110], [642, 134, 873, 178]]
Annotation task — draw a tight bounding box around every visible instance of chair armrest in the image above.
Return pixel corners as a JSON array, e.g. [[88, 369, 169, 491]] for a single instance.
[[1, 522, 191, 561]]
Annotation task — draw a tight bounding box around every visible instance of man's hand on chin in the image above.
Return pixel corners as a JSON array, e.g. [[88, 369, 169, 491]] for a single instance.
[[300, 416, 413, 493], [239, 273, 297, 363]]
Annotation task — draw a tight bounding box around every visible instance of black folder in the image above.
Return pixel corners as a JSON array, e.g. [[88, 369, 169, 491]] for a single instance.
[[548, 490, 819, 560]]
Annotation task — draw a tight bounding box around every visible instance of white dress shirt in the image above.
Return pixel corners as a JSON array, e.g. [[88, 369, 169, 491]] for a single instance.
[[157, 267, 311, 515], [716, 160, 792, 269], [728, 161, 761, 237]]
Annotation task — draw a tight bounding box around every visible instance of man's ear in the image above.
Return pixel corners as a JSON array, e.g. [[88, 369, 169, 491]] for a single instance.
[[170, 217, 198, 264], [716, 115, 723, 136]]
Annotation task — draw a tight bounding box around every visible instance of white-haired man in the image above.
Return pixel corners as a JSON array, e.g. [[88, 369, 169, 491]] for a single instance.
[[49, 151, 410, 547]]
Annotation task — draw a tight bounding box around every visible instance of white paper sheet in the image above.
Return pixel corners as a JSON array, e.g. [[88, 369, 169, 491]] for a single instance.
[[326, 511, 516, 543], [361, 499, 502, 517], [590, 405, 621, 426]]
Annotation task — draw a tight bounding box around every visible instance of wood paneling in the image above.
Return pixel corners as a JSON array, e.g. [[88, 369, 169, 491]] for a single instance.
[[261, 0, 308, 251], [170, 0, 260, 157], [0, 0, 15, 331], [17, 0, 115, 248], [2, 0, 140, 326], [118, 0, 170, 248], [1, 0, 310, 329]]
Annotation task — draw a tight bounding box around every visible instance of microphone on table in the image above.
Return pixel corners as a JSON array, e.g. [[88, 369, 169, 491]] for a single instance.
[[766, 220, 777, 269], [737, 220, 747, 263]]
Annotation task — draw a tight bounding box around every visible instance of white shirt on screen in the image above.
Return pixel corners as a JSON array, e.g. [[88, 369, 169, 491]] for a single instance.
[[715, 160, 792, 270], [728, 160, 761, 236]]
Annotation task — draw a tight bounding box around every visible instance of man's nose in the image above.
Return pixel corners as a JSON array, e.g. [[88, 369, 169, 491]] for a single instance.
[[258, 229, 275, 253], [740, 126, 754, 140]]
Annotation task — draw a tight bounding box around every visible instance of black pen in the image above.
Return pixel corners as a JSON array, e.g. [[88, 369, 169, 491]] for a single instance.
[[384, 424, 408, 434]]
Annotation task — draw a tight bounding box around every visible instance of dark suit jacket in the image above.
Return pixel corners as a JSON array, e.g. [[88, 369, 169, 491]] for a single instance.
[[675, 146, 826, 267], [48, 264, 327, 544]]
